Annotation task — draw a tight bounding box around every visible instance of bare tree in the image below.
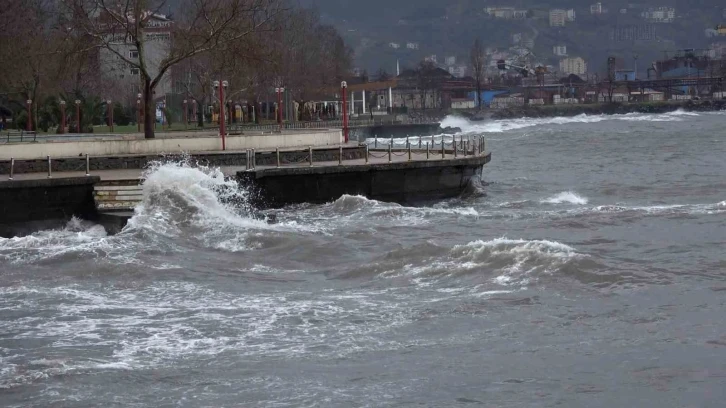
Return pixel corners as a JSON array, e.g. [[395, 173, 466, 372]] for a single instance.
[[470, 38, 485, 110], [60, 0, 284, 138], [0, 0, 68, 130]]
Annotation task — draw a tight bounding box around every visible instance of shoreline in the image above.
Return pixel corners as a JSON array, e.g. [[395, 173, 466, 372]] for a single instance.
[[460, 100, 726, 121]]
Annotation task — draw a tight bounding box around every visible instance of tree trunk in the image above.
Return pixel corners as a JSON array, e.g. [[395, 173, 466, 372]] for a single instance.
[[196, 99, 204, 128], [143, 77, 155, 139], [476, 80, 482, 110]]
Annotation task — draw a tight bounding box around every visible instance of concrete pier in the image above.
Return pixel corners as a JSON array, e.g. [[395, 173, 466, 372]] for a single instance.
[[0, 142, 491, 236]]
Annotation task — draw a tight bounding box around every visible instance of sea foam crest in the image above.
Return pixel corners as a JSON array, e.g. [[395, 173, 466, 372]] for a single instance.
[[540, 191, 589, 205]]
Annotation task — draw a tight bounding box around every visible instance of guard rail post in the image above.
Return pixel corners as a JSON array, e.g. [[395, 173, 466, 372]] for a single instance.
[[47, 156, 52, 179], [339, 145, 343, 165], [309, 146, 313, 167], [85, 154, 90, 176], [441, 140, 445, 159], [454, 137, 458, 158], [374, 135, 378, 148], [407, 141, 411, 161], [9, 158, 14, 180], [365, 144, 369, 164], [276, 147, 280, 168], [426, 142, 430, 160], [388, 142, 392, 163]]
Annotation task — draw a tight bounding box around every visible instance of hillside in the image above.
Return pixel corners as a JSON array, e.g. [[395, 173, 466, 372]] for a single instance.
[[299, 0, 726, 76]]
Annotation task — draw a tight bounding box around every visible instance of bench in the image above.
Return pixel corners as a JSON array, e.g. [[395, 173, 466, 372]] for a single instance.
[[4, 130, 37, 143]]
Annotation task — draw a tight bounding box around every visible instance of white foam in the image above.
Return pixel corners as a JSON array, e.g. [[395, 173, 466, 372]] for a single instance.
[[436, 111, 692, 135], [541, 191, 589, 205]]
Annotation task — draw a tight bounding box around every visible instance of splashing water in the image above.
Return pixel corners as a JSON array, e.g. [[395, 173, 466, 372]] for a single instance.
[[540, 192, 589, 205]]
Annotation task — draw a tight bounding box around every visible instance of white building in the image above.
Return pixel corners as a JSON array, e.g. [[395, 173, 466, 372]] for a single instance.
[[641, 7, 675, 23], [389, 42, 400, 49], [424, 54, 438, 63], [406, 42, 419, 50], [553, 45, 567, 56], [484, 7, 528, 19], [559, 57, 587, 75], [445, 56, 457, 66], [549, 9, 567, 27], [590, 3, 603, 14], [448, 65, 468, 78], [566, 9, 576, 21], [99, 12, 172, 98]]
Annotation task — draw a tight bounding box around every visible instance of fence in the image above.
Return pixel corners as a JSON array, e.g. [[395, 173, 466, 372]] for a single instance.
[[4, 136, 487, 180]]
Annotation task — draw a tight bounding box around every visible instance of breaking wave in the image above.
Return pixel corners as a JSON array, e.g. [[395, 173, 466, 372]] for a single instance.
[[541, 191, 589, 205], [439, 109, 699, 134]]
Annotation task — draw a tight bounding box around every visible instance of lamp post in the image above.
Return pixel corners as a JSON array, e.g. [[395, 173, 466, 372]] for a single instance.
[[107, 99, 114, 132], [59, 100, 66, 134], [228, 99, 234, 124], [136, 93, 142, 133], [75, 99, 81, 133], [275, 87, 285, 131], [26, 99, 32, 132], [341, 81, 348, 143], [183, 99, 188, 129], [214, 80, 228, 150]]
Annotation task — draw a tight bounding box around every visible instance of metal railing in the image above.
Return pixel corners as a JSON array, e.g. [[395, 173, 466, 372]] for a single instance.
[[4, 137, 487, 180]]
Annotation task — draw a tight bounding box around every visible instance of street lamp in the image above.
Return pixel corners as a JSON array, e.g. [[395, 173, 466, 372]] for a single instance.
[[106, 99, 114, 132], [275, 87, 285, 131], [214, 80, 228, 150], [183, 99, 188, 130], [26, 99, 32, 132], [136, 93, 142, 133], [74, 99, 81, 133], [59, 100, 66, 134], [341, 81, 348, 143]]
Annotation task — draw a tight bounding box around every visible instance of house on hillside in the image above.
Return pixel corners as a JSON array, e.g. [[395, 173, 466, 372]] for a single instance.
[[559, 57, 587, 75]]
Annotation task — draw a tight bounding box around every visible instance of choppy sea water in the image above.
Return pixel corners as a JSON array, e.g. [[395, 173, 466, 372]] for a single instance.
[[1, 110, 725, 407]]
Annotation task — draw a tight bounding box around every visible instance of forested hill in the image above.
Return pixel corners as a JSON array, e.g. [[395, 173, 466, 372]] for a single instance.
[[297, 0, 726, 75]]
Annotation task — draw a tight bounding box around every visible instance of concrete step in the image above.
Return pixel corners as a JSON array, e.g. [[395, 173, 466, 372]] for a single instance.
[[93, 179, 143, 211], [94, 185, 144, 191]]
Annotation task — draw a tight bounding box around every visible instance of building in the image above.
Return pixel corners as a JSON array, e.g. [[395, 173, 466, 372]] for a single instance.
[[590, 3, 603, 14], [451, 98, 476, 109], [425, 55, 438, 63], [566, 9, 576, 21], [641, 7, 675, 23], [448, 65, 468, 78], [445, 56, 457, 66], [559, 57, 587, 75], [99, 12, 173, 99], [406, 42, 419, 50], [553, 45, 567, 56], [549, 9, 567, 27], [484, 7, 527, 19], [614, 69, 636, 81], [389, 42, 400, 49]]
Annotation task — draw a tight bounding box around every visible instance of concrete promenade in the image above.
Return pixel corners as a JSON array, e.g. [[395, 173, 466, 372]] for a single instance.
[[0, 129, 343, 160]]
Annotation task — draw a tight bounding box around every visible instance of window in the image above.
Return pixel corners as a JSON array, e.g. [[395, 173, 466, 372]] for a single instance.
[[130, 68, 140, 75], [129, 50, 139, 59]]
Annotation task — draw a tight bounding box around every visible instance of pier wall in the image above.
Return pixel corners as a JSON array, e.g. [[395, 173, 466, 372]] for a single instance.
[[0, 130, 342, 160], [238, 154, 491, 208], [0, 177, 99, 237], [350, 123, 443, 142]]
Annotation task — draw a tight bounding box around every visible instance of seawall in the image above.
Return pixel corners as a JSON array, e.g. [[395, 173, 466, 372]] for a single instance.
[[0, 129, 342, 160], [349, 123, 444, 141], [238, 153, 492, 209], [0, 177, 100, 237]]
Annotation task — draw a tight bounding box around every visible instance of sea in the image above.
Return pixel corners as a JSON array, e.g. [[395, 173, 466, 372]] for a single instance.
[[1, 110, 725, 407]]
